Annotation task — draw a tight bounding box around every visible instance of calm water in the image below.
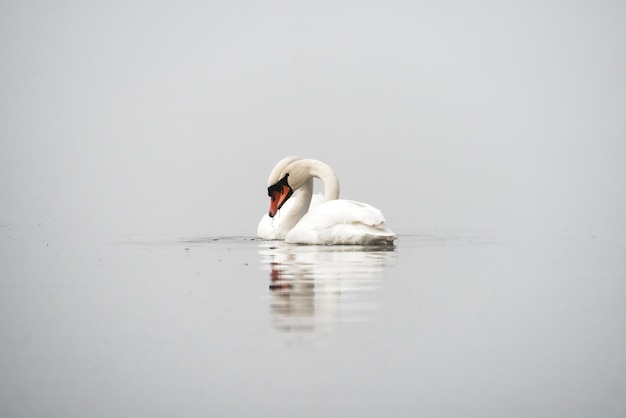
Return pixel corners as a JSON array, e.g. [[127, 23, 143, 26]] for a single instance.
[[1, 227, 625, 417]]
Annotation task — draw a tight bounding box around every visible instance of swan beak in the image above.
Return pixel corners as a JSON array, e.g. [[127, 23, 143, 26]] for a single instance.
[[268, 184, 292, 217], [267, 174, 293, 218]]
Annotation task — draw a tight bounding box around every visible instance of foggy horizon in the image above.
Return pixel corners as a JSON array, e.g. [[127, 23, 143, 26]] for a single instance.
[[2, 1, 625, 236]]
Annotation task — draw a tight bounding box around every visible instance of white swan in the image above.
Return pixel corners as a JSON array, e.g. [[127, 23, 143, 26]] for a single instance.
[[257, 157, 396, 245]]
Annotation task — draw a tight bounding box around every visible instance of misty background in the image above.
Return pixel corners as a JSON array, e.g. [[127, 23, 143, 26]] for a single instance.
[[2, 0, 625, 237]]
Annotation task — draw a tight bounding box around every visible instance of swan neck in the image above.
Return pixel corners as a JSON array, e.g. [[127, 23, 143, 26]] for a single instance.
[[279, 178, 313, 234], [307, 160, 340, 201], [294, 179, 314, 213]]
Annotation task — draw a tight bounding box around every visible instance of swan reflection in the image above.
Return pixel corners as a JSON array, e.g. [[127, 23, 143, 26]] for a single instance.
[[258, 241, 396, 335]]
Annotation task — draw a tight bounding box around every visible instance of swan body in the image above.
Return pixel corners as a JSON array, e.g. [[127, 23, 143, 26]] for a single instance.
[[257, 157, 396, 245]]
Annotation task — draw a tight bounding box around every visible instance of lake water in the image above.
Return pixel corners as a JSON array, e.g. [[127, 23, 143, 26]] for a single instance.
[[1, 226, 625, 417]]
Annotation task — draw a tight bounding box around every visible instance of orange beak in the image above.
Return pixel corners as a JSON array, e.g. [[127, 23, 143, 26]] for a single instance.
[[267, 174, 293, 218]]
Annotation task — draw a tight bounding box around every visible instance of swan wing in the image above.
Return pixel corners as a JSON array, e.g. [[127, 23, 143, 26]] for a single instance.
[[284, 200, 396, 245]]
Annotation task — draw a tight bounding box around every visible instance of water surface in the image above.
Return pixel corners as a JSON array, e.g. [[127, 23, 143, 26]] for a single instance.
[[1, 227, 625, 417]]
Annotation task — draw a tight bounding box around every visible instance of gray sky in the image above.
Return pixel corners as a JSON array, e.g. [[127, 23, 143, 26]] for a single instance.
[[1, 0, 625, 236]]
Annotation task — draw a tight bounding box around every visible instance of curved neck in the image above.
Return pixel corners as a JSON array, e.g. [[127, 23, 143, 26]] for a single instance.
[[267, 159, 340, 239], [296, 159, 340, 201], [276, 178, 313, 236]]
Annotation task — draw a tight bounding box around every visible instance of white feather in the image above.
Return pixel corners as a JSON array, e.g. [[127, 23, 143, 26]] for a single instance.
[[257, 158, 396, 245]]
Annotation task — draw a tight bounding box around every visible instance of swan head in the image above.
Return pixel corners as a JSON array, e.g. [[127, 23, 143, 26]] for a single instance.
[[265, 156, 338, 217], [267, 173, 294, 217], [266, 156, 302, 218]]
